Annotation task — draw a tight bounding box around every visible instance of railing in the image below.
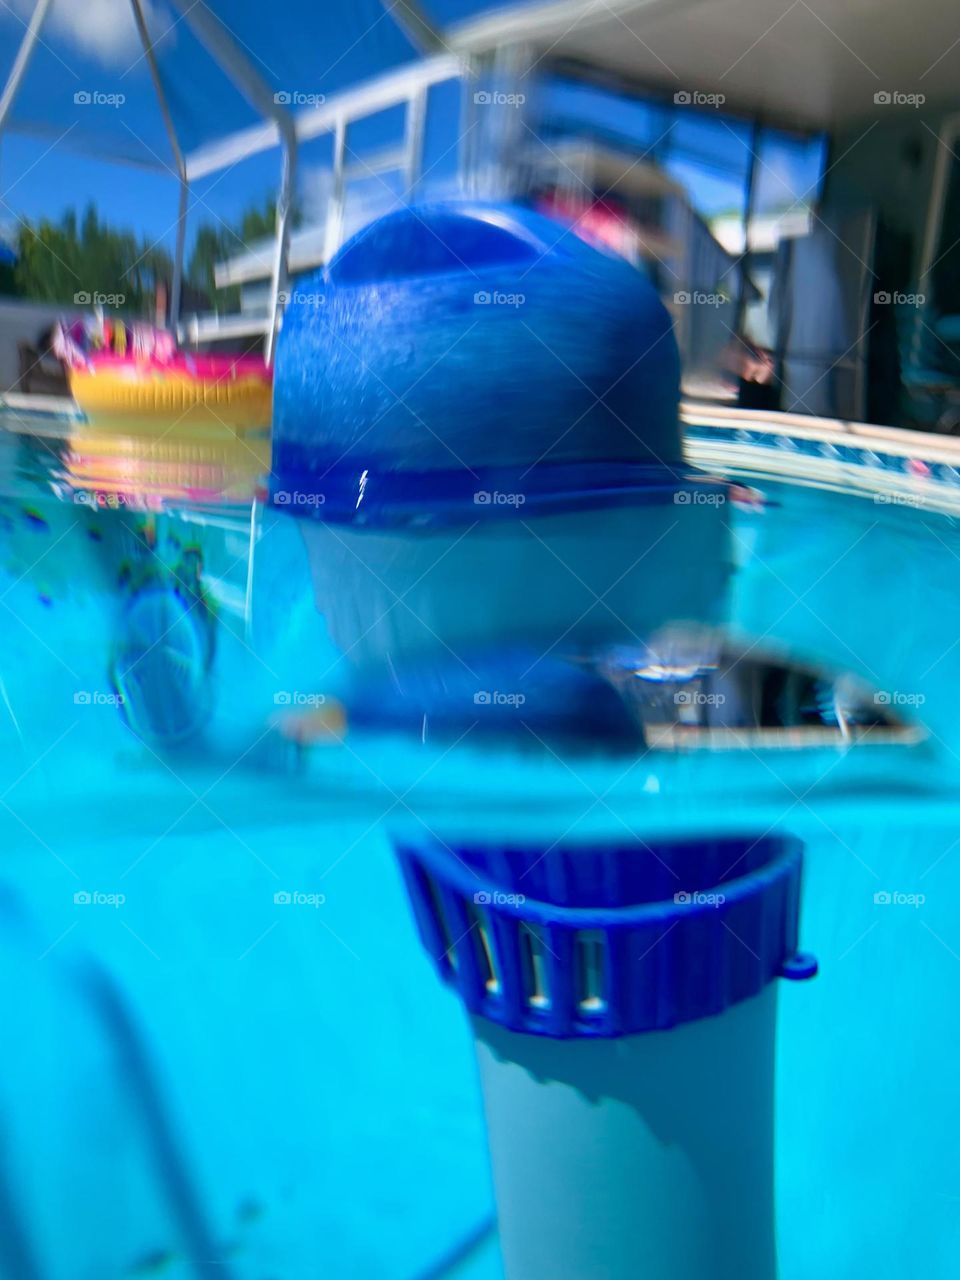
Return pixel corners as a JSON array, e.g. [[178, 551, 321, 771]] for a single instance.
[[181, 54, 467, 353]]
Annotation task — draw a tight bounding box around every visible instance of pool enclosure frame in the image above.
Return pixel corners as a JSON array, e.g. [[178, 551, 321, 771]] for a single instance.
[[3, 0, 958, 399], [0, 0, 657, 362], [0, 0, 295, 362]]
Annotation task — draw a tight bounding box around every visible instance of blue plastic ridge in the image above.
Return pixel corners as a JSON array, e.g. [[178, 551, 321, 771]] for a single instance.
[[392, 833, 810, 1039]]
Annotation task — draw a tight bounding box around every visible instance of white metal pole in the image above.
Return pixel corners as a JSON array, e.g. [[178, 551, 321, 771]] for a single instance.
[[403, 86, 426, 200], [379, 0, 446, 54], [266, 137, 296, 365], [130, 0, 189, 338], [171, 178, 188, 338], [324, 117, 347, 266], [165, 0, 298, 364], [0, 0, 56, 135]]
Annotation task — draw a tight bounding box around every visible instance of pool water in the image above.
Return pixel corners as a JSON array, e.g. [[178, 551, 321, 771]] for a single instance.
[[0, 408, 958, 1278]]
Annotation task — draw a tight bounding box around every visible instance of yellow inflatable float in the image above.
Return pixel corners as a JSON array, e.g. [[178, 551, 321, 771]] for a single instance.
[[55, 318, 272, 429]]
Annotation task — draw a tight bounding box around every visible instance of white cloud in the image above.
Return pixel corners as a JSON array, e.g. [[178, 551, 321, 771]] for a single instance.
[[10, 0, 173, 68]]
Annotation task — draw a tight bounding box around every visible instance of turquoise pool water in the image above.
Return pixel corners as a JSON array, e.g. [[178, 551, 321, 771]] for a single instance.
[[0, 409, 958, 1278]]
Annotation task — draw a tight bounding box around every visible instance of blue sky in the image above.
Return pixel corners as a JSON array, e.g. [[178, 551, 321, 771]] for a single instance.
[[0, 0, 417, 256], [0, 129, 296, 257]]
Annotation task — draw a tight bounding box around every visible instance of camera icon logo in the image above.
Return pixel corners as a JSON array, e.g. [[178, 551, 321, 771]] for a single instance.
[[474, 691, 491, 705], [674, 91, 691, 105], [74, 891, 92, 905], [874, 91, 891, 105], [674, 891, 693, 905], [274, 891, 292, 905], [474, 291, 491, 304], [274, 490, 291, 504], [874, 291, 891, 305], [874, 891, 892, 905], [673, 291, 691, 304], [474, 91, 491, 105], [274, 691, 292, 705], [73, 691, 91, 705], [473, 891, 492, 904], [74, 91, 91, 105], [674, 490, 692, 504], [874, 690, 891, 705], [674, 691, 692, 705], [474, 491, 492, 504], [274, 91, 292, 104], [74, 291, 91, 304]]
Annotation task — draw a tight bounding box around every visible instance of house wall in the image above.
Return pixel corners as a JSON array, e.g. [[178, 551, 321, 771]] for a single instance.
[[825, 108, 955, 288]]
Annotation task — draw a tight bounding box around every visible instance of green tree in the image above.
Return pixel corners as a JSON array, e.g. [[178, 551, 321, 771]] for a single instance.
[[8, 203, 172, 313], [2, 195, 290, 315], [187, 197, 282, 311]]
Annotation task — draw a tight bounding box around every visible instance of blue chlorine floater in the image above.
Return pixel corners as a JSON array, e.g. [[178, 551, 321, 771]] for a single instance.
[[271, 203, 813, 1280], [271, 200, 684, 519], [271, 202, 731, 677]]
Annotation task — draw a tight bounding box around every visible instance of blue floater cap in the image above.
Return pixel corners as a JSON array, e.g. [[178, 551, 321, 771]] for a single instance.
[[394, 833, 813, 1039], [271, 201, 685, 523]]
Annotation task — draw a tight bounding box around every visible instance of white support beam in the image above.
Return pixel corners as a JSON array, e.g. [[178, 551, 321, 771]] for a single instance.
[[403, 86, 426, 199], [324, 117, 347, 265], [379, 0, 447, 54], [165, 0, 298, 364], [185, 54, 463, 181], [0, 0, 55, 134], [345, 145, 407, 182], [267, 136, 296, 365], [129, 0, 189, 335]]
